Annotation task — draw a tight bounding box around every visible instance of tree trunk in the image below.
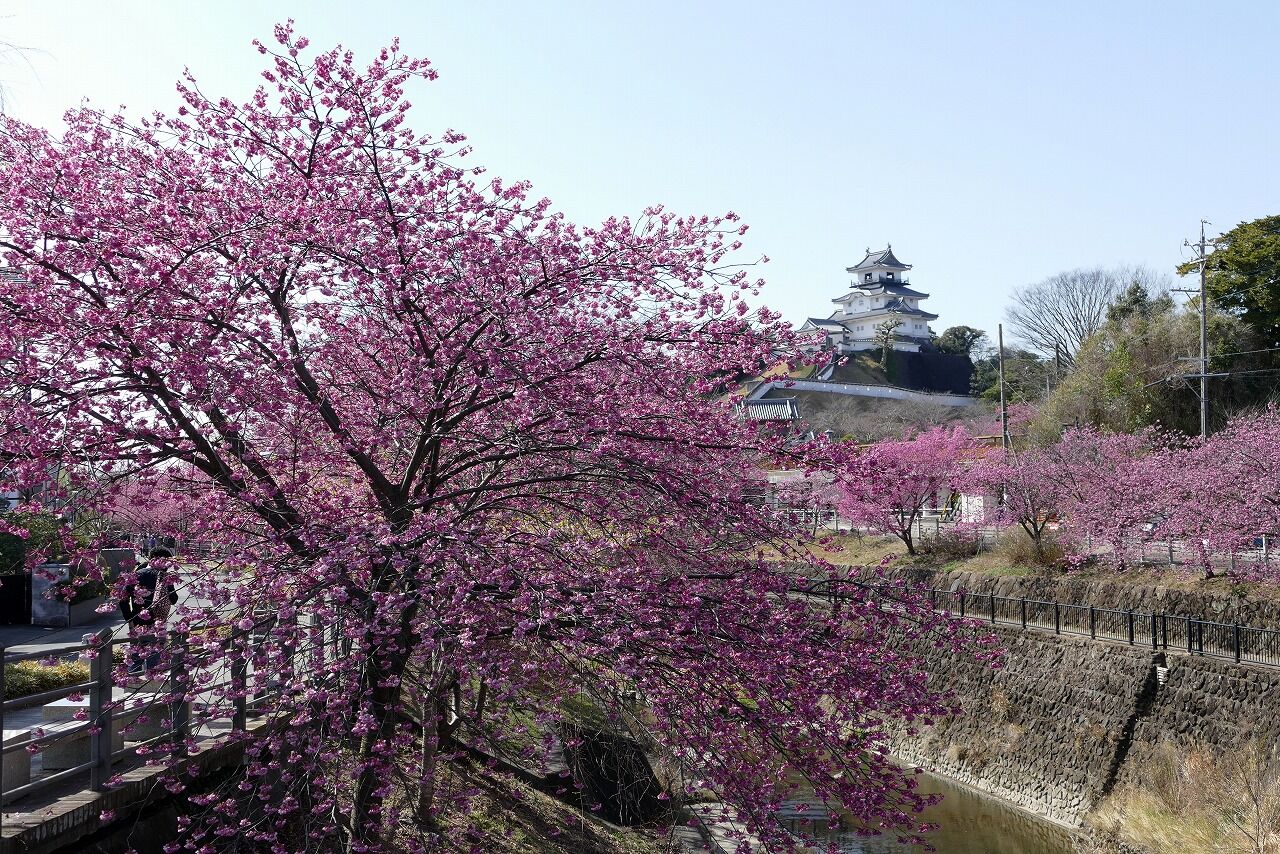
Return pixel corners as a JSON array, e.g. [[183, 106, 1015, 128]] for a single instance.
[[348, 677, 402, 852], [347, 599, 420, 853]]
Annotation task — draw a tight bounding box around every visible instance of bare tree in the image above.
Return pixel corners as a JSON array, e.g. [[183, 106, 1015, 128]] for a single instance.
[[1005, 265, 1171, 367]]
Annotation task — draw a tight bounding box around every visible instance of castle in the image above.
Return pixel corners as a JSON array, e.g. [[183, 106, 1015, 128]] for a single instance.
[[799, 245, 938, 353]]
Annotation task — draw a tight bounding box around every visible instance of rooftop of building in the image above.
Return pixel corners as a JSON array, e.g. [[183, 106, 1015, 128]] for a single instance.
[[845, 245, 911, 273]]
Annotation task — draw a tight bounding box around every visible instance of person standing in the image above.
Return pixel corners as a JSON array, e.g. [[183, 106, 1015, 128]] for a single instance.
[[119, 546, 179, 674]]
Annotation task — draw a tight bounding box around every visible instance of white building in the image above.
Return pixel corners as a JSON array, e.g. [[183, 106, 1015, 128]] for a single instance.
[[800, 245, 938, 354]]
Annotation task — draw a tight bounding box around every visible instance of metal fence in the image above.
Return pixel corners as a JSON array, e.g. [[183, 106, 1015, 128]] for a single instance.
[[919, 585, 1280, 667], [0, 631, 243, 821], [789, 574, 1280, 669]]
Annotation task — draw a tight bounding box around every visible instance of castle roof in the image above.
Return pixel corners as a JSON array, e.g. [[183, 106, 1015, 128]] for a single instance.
[[846, 246, 911, 273], [880, 298, 938, 320], [801, 317, 848, 330], [831, 282, 930, 302]]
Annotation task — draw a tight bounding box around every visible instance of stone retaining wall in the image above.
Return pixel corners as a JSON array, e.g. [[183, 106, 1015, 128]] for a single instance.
[[891, 612, 1280, 834], [1119, 652, 1280, 788], [890, 625, 1154, 825]]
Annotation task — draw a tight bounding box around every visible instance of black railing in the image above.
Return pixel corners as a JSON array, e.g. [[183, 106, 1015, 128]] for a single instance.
[[792, 576, 1280, 669], [928, 586, 1280, 666]]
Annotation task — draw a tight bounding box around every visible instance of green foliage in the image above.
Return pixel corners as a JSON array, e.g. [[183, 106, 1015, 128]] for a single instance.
[[0, 528, 21, 575], [0, 512, 107, 602], [0, 511, 85, 570], [3, 659, 90, 700], [66, 572, 110, 604], [1107, 282, 1174, 324], [970, 346, 1051, 404], [1039, 292, 1267, 435], [934, 325, 987, 356], [1181, 214, 1280, 344]]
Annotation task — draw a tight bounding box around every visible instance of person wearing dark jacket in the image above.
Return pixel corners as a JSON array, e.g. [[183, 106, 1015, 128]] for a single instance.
[[120, 547, 179, 674]]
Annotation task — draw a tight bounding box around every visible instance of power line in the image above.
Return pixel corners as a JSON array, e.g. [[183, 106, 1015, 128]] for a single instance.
[[1180, 344, 1280, 360]]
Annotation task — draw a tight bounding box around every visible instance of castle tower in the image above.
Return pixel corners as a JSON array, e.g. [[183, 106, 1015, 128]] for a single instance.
[[800, 245, 938, 353]]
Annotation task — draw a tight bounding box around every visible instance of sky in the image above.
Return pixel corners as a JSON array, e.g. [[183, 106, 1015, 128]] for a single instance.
[[0, 1, 1277, 340]]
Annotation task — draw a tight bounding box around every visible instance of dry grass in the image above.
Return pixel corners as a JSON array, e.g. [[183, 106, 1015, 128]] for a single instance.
[[431, 760, 683, 854], [764, 532, 909, 566], [1093, 742, 1280, 854]]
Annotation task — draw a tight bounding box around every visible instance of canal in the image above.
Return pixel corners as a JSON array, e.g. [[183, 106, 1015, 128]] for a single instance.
[[778, 773, 1077, 853]]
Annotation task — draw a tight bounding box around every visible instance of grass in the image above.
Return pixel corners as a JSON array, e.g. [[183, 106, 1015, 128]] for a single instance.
[[430, 759, 684, 854], [1092, 741, 1280, 853], [766, 532, 908, 566], [786, 528, 1280, 605]]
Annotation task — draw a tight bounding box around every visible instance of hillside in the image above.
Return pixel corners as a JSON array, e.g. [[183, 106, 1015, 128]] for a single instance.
[[762, 387, 979, 440]]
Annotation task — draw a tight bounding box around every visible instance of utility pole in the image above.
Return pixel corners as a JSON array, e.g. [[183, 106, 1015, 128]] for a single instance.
[[1180, 219, 1213, 439], [998, 323, 1010, 450]]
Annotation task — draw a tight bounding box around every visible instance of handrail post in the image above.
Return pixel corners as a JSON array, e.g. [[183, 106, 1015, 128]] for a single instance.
[[169, 633, 190, 757], [89, 630, 113, 790], [1054, 602, 1061, 635], [1161, 613, 1168, 649], [1150, 613, 1158, 650], [232, 635, 248, 732], [1020, 598, 1027, 630], [1, 643, 6, 822], [959, 591, 966, 619], [1127, 609, 1135, 646], [1187, 617, 1194, 655], [1089, 605, 1096, 639], [1235, 624, 1242, 663], [989, 592, 996, 625], [929, 588, 936, 609]]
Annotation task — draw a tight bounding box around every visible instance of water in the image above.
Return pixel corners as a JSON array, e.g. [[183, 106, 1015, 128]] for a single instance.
[[777, 774, 1077, 854]]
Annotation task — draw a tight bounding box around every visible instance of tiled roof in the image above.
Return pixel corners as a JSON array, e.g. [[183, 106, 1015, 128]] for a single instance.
[[801, 317, 848, 330], [845, 245, 911, 272], [832, 283, 930, 302], [881, 298, 939, 320]]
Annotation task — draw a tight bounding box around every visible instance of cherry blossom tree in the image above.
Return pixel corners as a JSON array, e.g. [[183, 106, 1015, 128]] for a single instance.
[[836, 426, 975, 555], [1166, 409, 1280, 578], [0, 25, 978, 853], [964, 444, 1066, 562]]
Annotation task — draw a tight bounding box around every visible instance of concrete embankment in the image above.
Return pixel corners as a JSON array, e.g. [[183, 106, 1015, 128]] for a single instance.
[[875, 566, 1280, 832]]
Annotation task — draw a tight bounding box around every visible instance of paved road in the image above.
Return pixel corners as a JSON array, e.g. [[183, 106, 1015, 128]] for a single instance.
[[0, 612, 124, 655]]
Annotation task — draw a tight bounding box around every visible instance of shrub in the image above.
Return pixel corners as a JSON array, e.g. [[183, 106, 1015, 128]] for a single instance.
[[0, 528, 22, 574], [0, 511, 90, 573], [993, 527, 1066, 569], [67, 572, 110, 604], [918, 527, 986, 561], [3, 659, 91, 700]]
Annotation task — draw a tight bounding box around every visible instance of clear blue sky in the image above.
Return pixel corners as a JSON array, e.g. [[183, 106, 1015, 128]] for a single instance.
[[1, 1, 1277, 339]]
